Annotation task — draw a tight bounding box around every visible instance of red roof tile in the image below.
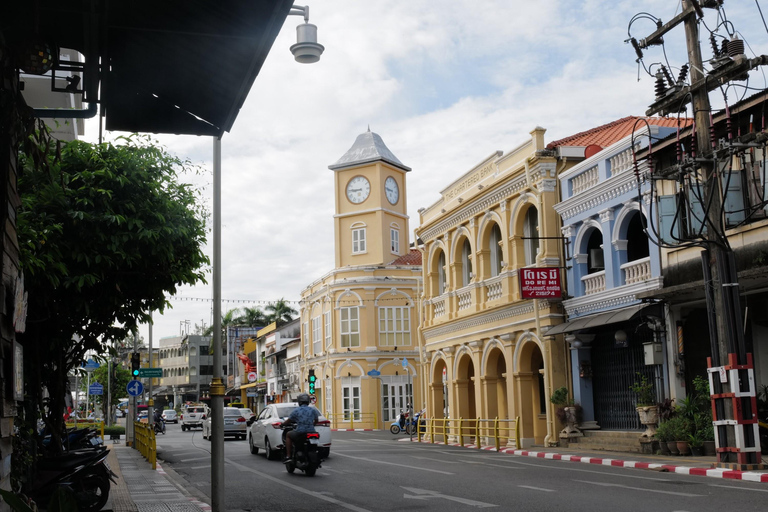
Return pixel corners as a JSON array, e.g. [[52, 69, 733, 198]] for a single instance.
[[546, 116, 691, 150], [388, 249, 422, 266]]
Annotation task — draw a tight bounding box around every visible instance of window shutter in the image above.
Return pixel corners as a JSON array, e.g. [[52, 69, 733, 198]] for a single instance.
[[722, 171, 746, 226], [658, 195, 681, 245]]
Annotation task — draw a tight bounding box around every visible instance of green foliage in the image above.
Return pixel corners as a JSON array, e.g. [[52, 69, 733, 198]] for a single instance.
[[103, 425, 125, 436], [629, 373, 656, 406], [0, 488, 35, 512], [549, 387, 571, 407], [16, 132, 209, 454], [654, 417, 675, 442]]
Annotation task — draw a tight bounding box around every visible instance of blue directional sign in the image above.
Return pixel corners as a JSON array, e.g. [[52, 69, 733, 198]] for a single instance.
[[367, 369, 381, 377], [401, 358, 408, 368], [83, 358, 99, 371], [126, 380, 144, 397], [88, 383, 104, 395]]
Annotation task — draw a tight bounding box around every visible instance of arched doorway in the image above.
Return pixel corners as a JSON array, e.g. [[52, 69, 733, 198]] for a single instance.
[[484, 346, 508, 420], [517, 339, 547, 445], [455, 352, 476, 420], [430, 358, 449, 419]]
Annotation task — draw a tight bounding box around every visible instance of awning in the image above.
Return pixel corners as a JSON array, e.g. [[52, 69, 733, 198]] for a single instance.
[[545, 303, 654, 336], [240, 381, 267, 390]]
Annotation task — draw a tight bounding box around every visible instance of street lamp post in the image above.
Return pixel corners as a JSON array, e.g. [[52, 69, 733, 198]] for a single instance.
[[209, 8, 323, 511]]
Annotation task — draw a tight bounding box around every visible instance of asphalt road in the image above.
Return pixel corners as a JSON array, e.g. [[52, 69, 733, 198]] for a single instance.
[[153, 422, 768, 512]]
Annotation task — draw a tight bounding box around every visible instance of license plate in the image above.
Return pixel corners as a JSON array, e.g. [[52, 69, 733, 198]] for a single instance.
[[225, 420, 234, 425], [308, 438, 319, 445]]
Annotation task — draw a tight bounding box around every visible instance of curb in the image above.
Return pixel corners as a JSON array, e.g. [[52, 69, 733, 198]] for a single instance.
[[332, 428, 378, 432], [407, 439, 768, 483]]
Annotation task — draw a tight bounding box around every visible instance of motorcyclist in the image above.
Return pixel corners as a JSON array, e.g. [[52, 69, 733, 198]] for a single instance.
[[153, 409, 165, 433], [281, 393, 320, 462]]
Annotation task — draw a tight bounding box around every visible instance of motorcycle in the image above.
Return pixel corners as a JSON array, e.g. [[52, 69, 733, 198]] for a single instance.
[[154, 419, 166, 435], [42, 426, 103, 454], [281, 425, 321, 476], [23, 446, 117, 512], [390, 409, 424, 435]]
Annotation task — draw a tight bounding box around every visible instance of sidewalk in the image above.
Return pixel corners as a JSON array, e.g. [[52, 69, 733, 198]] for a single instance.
[[105, 440, 210, 512]]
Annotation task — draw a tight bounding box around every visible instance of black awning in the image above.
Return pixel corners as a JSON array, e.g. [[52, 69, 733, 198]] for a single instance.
[[545, 303, 654, 336]]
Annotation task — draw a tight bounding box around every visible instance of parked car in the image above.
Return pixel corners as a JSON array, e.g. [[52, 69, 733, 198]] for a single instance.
[[137, 409, 148, 423], [202, 407, 248, 440], [238, 408, 255, 421], [181, 404, 207, 431], [162, 409, 178, 424], [247, 403, 331, 460]]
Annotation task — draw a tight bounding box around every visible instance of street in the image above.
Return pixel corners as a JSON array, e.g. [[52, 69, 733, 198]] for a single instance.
[[148, 422, 768, 512]]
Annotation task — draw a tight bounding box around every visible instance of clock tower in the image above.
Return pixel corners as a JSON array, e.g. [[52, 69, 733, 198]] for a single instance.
[[329, 128, 411, 268]]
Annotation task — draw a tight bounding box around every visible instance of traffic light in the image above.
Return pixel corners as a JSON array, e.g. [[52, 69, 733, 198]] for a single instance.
[[131, 352, 140, 379], [308, 369, 316, 395]]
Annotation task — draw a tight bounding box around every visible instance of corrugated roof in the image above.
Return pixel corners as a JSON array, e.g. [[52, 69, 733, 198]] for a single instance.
[[329, 128, 411, 172], [388, 249, 422, 266], [546, 116, 690, 150]]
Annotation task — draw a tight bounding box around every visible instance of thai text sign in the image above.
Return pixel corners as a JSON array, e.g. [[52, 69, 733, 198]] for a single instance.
[[519, 267, 561, 299]]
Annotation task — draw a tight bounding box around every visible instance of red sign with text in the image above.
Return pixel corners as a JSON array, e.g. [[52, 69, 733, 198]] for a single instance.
[[519, 267, 562, 299]]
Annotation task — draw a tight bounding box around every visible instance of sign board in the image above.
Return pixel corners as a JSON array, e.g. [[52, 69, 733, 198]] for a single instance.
[[138, 367, 162, 378], [367, 369, 381, 377], [246, 392, 257, 397], [126, 380, 144, 397], [519, 267, 562, 299], [401, 358, 408, 368], [247, 371, 258, 383], [83, 358, 99, 371], [88, 383, 103, 395]]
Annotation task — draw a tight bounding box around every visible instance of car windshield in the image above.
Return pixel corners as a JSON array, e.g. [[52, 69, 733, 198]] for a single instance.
[[188, 408, 204, 413], [223, 409, 241, 417], [274, 405, 297, 418]]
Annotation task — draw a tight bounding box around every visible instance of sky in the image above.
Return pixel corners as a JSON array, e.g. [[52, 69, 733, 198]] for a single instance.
[[82, 1, 768, 344]]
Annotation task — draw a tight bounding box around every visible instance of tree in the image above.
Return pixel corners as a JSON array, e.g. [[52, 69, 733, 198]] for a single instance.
[[238, 306, 268, 327], [80, 361, 132, 419], [265, 298, 298, 324], [205, 308, 241, 352], [17, 133, 209, 454]]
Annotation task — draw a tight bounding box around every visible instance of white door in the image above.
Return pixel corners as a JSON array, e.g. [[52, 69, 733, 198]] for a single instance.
[[381, 376, 411, 422]]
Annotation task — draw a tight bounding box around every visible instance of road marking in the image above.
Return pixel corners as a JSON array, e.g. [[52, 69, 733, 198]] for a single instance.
[[180, 456, 215, 462], [459, 459, 524, 469], [227, 459, 372, 512], [401, 487, 497, 508], [518, 485, 556, 492], [574, 479, 704, 497], [411, 456, 461, 463], [709, 483, 768, 493], [333, 452, 454, 474], [189, 465, 211, 470]]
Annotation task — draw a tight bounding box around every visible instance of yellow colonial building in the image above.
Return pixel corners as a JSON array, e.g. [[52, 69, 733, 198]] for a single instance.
[[299, 129, 423, 429], [415, 127, 576, 448]]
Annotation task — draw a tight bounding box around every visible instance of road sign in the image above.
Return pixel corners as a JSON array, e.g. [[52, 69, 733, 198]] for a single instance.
[[401, 358, 408, 368], [367, 369, 381, 377], [83, 358, 99, 371], [138, 367, 162, 378], [88, 383, 103, 395], [126, 380, 144, 396]]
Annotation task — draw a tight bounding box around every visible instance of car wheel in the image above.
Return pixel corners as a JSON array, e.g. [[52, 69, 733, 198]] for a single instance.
[[265, 438, 277, 460], [181, 425, 186, 432], [249, 435, 259, 455]]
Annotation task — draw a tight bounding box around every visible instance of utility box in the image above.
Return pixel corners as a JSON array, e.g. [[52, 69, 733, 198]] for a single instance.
[[643, 342, 663, 365]]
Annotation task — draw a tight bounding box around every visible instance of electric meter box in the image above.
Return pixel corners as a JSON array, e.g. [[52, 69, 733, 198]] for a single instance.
[[643, 342, 663, 365]]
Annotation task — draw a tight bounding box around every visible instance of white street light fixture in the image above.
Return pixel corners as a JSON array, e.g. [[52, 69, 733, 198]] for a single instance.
[[289, 5, 324, 63]]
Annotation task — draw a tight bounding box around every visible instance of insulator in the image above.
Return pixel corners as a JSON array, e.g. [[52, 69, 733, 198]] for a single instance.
[[710, 34, 720, 57], [728, 36, 745, 57], [721, 39, 729, 57], [655, 71, 667, 99], [677, 64, 689, 85], [661, 65, 675, 87]]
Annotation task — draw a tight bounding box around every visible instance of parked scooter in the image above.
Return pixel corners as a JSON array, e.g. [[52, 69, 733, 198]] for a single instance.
[[23, 446, 117, 512], [281, 425, 321, 476], [390, 409, 425, 435], [42, 426, 103, 454]]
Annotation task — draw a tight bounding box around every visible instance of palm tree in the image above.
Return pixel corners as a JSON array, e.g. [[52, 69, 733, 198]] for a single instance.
[[205, 308, 241, 351], [265, 298, 298, 324], [238, 306, 268, 327]]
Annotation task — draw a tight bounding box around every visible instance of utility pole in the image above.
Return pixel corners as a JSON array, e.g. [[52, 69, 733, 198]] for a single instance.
[[635, 0, 765, 469]]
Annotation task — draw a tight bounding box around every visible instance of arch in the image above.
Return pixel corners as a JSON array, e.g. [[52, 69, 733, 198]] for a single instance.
[[335, 359, 365, 378], [374, 288, 412, 305], [429, 354, 450, 419], [476, 210, 504, 249], [513, 331, 548, 445], [480, 338, 507, 375], [427, 241, 449, 297], [350, 221, 367, 229], [335, 289, 363, 308], [574, 218, 602, 255], [477, 214, 505, 280], [377, 359, 419, 378], [612, 202, 644, 241], [482, 339, 509, 421], [454, 347, 477, 420], [509, 192, 539, 226], [389, 221, 401, 230]]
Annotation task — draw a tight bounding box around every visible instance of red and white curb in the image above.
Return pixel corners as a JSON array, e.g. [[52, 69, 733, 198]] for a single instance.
[[332, 428, 378, 432], [404, 440, 768, 483]]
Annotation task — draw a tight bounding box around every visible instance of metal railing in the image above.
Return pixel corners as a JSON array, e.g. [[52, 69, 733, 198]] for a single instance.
[[422, 417, 520, 451], [327, 411, 377, 430], [133, 421, 157, 469]]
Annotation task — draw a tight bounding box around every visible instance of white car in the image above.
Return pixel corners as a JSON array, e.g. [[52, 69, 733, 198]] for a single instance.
[[247, 403, 331, 460], [161, 409, 178, 424], [181, 405, 207, 431], [202, 407, 248, 440]]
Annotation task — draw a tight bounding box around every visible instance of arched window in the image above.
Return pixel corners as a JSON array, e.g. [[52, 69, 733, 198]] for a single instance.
[[438, 251, 447, 294], [489, 224, 503, 277], [461, 239, 472, 287], [626, 213, 650, 262], [586, 229, 604, 274], [523, 207, 539, 266]]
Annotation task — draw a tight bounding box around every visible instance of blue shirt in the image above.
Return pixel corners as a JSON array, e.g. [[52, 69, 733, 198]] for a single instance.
[[288, 405, 320, 433]]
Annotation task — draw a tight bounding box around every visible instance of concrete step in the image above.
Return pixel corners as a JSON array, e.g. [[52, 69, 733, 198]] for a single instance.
[[568, 430, 644, 453]]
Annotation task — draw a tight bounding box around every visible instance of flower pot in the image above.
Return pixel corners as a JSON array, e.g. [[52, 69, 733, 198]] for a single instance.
[[703, 440, 716, 456], [658, 440, 671, 455], [690, 445, 705, 456], [667, 441, 679, 455], [676, 441, 691, 455], [636, 405, 659, 438]]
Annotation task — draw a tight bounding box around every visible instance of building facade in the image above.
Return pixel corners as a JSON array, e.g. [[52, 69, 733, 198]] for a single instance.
[[157, 335, 216, 406], [299, 129, 423, 429]]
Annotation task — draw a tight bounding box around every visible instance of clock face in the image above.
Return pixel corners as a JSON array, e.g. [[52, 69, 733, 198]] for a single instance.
[[385, 176, 399, 205], [346, 176, 371, 204]]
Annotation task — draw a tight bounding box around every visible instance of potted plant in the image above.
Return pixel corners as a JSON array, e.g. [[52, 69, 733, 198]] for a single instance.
[[654, 418, 673, 455], [104, 425, 125, 441], [550, 387, 582, 438], [688, 430, 705, 456], [630, 373, 659, 437]]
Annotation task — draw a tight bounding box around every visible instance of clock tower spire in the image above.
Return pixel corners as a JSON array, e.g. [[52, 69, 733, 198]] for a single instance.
[[329, 129, 411, 268]]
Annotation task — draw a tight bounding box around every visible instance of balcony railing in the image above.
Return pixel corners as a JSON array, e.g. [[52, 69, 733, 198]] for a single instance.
[[457, 289, 472, 311], [581, 270, 606, 295], [571, 166, 599, 195], [621, 256, 651, 285], [484, 277, 503, 301], [433, 298, 446, 319]]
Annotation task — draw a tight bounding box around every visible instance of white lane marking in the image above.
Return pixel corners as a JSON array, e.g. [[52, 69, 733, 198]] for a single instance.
[[333, 452, 454, 475], [411, 456, 461, 464], [179, 456, 215, 462], [709, 483, 768, 492], [518, 485, 556, 492], [227, 459, 372, 512], [458, 459, 524, 469], [574, 479, 703, 497], [401, 487, 497, 508], [189, 465, 211, 470]]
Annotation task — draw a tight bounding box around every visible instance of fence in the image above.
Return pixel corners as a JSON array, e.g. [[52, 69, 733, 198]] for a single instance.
[[133, 421, 157, 469], [422, 417, 520, 451], [327, 411, 378, 430]]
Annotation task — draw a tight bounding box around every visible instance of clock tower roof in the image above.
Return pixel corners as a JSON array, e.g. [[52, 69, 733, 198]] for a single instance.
[[329, 128, 411, 172]]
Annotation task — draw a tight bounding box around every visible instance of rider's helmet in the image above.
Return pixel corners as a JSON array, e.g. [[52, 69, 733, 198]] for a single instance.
[[297, 393, 311, 406]]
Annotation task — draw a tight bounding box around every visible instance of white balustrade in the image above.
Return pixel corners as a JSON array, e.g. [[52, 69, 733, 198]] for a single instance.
[[485, 280, 503, 301], [581, 271, 606, 295], [433, 299, 446, 319], [457, 290, 472, 310], [621, 257, 651, 285], [571, 166, 599, 195]]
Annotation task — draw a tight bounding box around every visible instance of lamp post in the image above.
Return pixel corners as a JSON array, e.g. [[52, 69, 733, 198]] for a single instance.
[[209, 6, 323, 511]]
